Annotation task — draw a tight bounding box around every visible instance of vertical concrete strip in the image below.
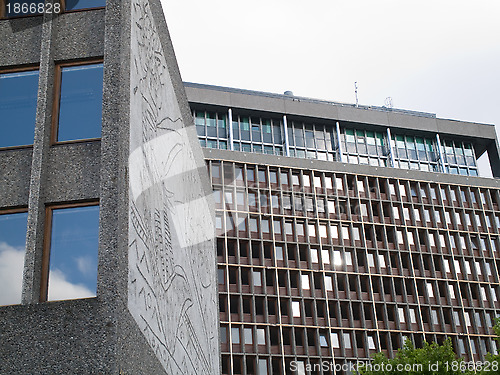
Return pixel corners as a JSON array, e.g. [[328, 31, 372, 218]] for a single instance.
[[21, 9, 56, 304]]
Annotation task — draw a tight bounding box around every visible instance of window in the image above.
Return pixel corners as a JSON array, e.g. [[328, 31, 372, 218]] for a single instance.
[[319, 334, 328, 347], [343, 332, 352, 349], [0, 210, 28, 305], [292, 301, 301, 317], [301, 274, 310, 290], [257, 328, 266, 345], [53, 62, 103, 142], [244, 327, 253, 344], [368, 335, 376, 350], [258, 359, 268, 375], [398, 308, 405, 323], [231, 327, 240, 344], [0, 68, 39, 148], [64, 0, 106, 11], [253, 270, 262, 287], [41, 203, 99, 302]]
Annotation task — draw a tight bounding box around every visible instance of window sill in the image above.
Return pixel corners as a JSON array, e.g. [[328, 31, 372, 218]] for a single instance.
[[64, 6, 105, 13], [0, 144, 33, 151], [51, 138, 101, 146]]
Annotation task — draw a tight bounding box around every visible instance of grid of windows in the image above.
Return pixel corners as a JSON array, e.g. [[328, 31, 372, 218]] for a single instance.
[[194, 107, 482, 177], [441, 139, 478, 176], [392, 134, 439, 172], [287, 120, 336, 161], [233, 114, 284, 156], [195, 110, 228, 150], [210, 160, 500, 374], [341, 128, 387, 167]]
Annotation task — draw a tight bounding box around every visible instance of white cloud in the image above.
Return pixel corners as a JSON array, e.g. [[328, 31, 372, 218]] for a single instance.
[[0, 242, 95, 304], [75, 256, 94, 276], [0, 242, 25, 306], [48, 269, 94, 301]]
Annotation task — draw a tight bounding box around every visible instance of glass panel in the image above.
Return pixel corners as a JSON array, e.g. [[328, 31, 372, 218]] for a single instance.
[[57, 63, 103, 142], [65, 0, 106, 10], [0, 70, 39, 148], [0, 211, 28, 305], [47, 205, 99, 301]]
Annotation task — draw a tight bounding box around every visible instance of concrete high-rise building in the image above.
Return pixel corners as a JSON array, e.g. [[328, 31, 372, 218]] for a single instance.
[[2, 1, 500, 375], [0, 1, 219, 374], [184, 82, 500, 374]]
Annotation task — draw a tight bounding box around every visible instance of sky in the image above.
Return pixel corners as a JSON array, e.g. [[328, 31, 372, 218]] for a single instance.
[[160, 0, 500, 176]]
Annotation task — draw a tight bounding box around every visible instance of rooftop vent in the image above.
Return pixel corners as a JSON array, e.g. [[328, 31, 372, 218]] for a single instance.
[[284, 90, 294, 96]]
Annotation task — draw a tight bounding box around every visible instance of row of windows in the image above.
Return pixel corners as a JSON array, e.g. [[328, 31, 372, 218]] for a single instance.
[[0, 0, 105, 18], [219, 265, 500, 308], [222, 338, 498, 375], [217, 239, 500, 280], [219, 251, 500, 288], [210, 163, 498, 209], [0, 61, 103, 149], [221, 323, 497, 356], [195, 109, 481, 176], [0, 203, 99, 306], [215, 188, 500, 231], [220, 292, 500, 331], [216, 214, 500, 257]]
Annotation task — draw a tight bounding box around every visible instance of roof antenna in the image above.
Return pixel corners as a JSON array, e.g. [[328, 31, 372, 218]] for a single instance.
[[354, 81, 359, 107]]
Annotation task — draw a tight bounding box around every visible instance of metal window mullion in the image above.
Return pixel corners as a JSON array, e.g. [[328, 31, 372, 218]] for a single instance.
[[436, 134, 446, 173], [283, 115, 290, 157], [386, 128, 395, 168], [336, 122, 343, 162], [228, 108, 234, 151]]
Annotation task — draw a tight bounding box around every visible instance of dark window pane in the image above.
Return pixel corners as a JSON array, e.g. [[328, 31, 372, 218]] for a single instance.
[[0, 212, 28, 305], [65, 0, 106, 11], [6, 0, 45, 17], [47, 205, 99, 301], [57, 63, 103, 142], [0, 70, 39, 148]]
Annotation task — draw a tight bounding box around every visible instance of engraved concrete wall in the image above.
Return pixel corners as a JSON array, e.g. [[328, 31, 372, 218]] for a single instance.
[[127, 1, 219, 374]]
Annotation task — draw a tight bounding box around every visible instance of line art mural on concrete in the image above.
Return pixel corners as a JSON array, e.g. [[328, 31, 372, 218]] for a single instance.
[[128, 1, 219, 373]]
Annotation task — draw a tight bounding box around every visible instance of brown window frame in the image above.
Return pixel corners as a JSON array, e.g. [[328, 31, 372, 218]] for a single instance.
[[51, 58, 103, 145], [40, 200, 99, 302]]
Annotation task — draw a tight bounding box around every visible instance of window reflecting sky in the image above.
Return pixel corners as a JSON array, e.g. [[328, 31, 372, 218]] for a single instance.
[[48, 205, 99, 301], [65, 0, 106, 11], [0, 212, 28, 305], [57, 63, 103, 142], [0, 70, 39, 148]]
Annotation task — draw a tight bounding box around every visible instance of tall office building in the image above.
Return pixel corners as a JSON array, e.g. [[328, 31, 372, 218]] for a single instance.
[[0, 1, 219, 374], [185, 82, 500, 374]]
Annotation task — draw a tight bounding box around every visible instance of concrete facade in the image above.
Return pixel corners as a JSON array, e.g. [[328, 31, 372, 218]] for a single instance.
[[186, 84, 500, 373], [0, 1, 219, 374]]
